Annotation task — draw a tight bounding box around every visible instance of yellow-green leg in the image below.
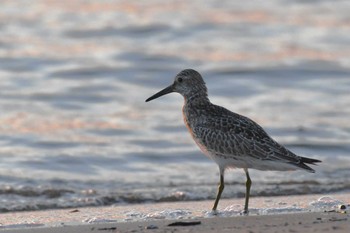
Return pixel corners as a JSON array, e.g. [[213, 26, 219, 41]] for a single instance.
[[243, 168, 251, 214], [212, 172, 224, 211]]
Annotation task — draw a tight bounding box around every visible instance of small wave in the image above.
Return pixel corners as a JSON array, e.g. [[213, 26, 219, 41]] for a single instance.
[[1, 178, 349, 213], [0, 186, 73, 198]]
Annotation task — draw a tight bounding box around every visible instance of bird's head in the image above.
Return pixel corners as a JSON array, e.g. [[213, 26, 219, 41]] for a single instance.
[[145, 69, 208, 102]]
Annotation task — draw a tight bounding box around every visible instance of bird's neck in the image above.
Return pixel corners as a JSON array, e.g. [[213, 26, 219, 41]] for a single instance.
[[184, 92, 210, 106], [182, 93, 211, 134]]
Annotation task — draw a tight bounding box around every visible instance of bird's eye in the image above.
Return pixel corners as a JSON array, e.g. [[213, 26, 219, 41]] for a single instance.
[[178, 77, 183, 83]]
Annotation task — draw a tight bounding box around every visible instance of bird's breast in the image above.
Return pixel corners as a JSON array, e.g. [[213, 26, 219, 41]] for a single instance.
[[182, 105, 210, 151]]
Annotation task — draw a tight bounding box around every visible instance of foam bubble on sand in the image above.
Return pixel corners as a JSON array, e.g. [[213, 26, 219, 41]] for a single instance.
[[260, 206, 305, 215], [203, 204, 305, 217], [123, 209, 193, 221], [119, 195, 348, 222], [144, 209, 192, 220], [82, 217, 117, 224], [203, 204, 243, 217], [124, 211, 146, 221], [308, 196, 345, 211]]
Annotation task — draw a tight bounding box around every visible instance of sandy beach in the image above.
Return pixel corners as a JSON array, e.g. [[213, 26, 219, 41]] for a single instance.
[[1, 193, 349, 232], [2, 212, 349, 233]]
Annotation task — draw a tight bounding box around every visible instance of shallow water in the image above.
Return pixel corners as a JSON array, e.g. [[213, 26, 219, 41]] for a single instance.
[[0, 0, 350, 212]]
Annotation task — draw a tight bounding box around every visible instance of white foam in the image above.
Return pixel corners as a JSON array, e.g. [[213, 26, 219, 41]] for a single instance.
[[144, 209, 192, 220], [82, 217, 117, 224], [308, 196, 345, 211], [260, 206, 305, 215]]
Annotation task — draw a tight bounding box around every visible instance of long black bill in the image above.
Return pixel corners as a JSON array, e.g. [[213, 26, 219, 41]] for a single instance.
[[145, 84, 174, 102]]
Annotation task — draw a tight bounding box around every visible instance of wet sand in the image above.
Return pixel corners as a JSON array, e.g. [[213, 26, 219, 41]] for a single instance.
[[1, 193, 349, 232], [2, 212, 349, 233]]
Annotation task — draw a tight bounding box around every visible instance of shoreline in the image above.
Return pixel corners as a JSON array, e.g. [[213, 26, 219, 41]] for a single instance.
[[2, 212, 349, 233], [0, 193, 349, 232]]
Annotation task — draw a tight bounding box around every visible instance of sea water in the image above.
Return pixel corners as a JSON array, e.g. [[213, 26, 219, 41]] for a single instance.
[[0, 0, 350, 212]]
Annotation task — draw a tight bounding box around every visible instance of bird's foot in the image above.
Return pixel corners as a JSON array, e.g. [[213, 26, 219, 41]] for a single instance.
[[240, 209, 249, 216], [211, 209, 219, 216]]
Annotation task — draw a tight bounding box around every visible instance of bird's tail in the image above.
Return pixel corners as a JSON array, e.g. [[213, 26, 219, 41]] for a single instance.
[[298, 157, 322, 173]]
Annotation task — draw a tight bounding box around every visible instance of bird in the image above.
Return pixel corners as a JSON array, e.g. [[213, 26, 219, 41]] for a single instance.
[[145, 69, 321, 214]]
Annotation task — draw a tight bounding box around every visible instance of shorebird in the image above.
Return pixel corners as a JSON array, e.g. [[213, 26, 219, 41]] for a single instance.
[[145, 69, 321, 213]]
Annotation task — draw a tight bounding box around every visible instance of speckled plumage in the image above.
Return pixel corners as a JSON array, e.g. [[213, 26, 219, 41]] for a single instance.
[[146, 69, 321, 213], [183, 96, 316, 172]]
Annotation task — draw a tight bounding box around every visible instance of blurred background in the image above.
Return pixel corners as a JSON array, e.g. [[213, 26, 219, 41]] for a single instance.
[[0, 0, 350, 212]]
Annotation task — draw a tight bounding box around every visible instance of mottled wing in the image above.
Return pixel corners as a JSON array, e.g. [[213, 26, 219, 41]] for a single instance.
[[192, 104, 311, 170]]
